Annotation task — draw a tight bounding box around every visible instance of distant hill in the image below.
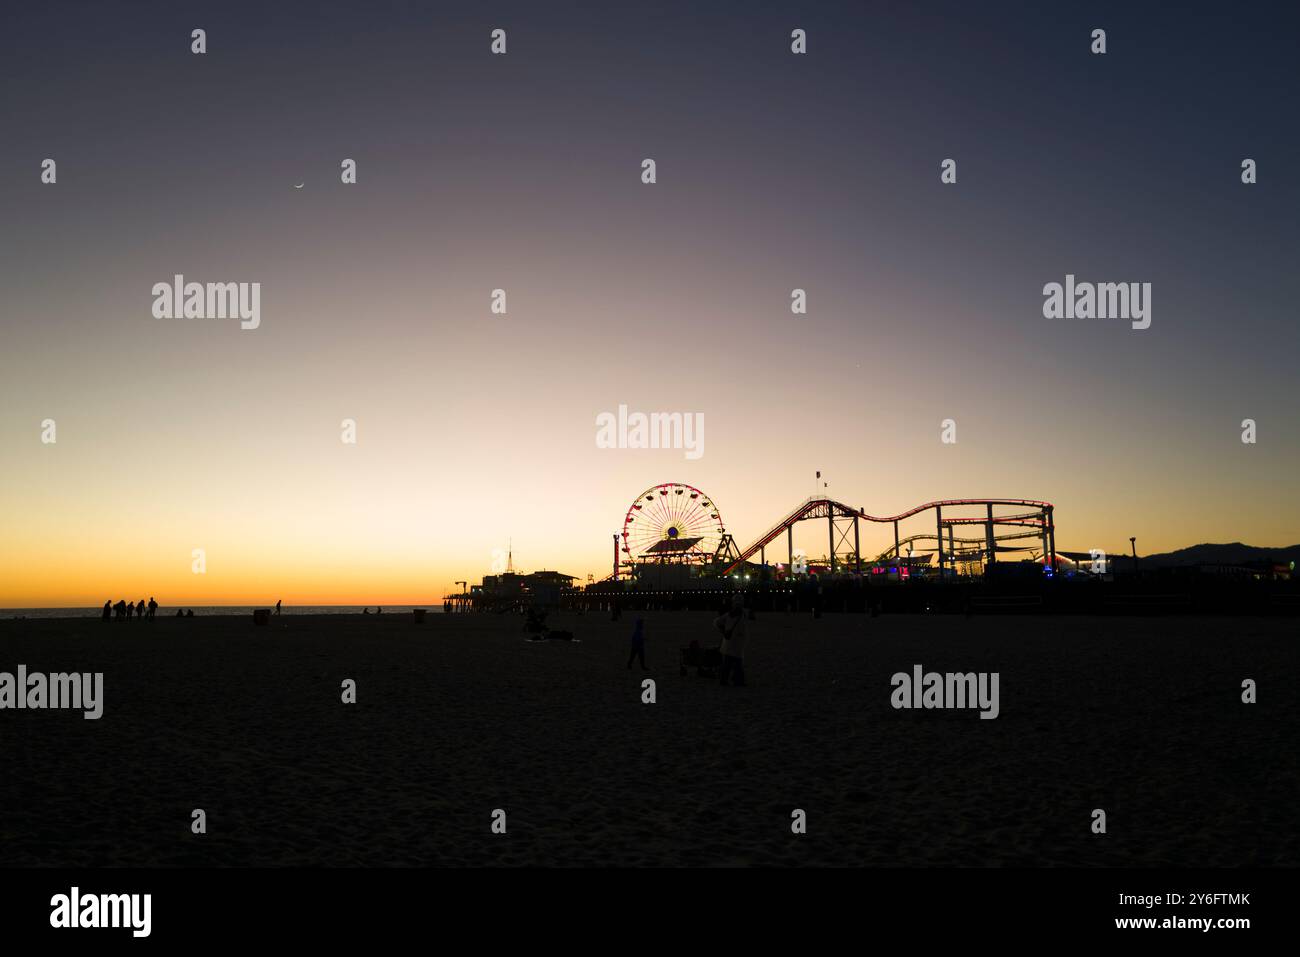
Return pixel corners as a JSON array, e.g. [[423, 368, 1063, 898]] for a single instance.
[[1137, 542, 1300, 568]]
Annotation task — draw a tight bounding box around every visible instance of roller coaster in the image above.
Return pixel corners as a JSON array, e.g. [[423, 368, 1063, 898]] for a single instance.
[[718, 496, 1056, 577], [615, 483, 1056, 580]]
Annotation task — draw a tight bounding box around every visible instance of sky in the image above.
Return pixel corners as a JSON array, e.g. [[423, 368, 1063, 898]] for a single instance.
[[2, 1, 1298, 606]]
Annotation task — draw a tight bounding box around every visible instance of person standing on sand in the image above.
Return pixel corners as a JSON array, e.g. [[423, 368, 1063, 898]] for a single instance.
[[148, 597, 157, 619], [102, 600, 111, 621], [275, 599, 282, 616], [714, 594, 748, 687], [626, 617, 647, 670]]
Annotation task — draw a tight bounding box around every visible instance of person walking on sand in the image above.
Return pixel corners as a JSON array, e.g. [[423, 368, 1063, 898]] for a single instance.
[[626, 616, 647, 670], [102, 600, 112, 622], [147, 597, 157, 619], [275, 599, 282, 616], [714, 594, 749, 687]]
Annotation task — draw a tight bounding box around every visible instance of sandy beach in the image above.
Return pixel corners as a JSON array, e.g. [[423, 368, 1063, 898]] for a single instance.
[[0, 611, 1294, 867]]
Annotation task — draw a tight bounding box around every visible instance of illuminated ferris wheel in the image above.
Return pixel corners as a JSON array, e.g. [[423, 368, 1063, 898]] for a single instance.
[[620, 483, 726, 566]]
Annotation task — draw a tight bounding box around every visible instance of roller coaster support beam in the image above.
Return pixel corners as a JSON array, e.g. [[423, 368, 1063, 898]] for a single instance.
[[936, 505, 945, 575], [1047, 506, 1057, 571]]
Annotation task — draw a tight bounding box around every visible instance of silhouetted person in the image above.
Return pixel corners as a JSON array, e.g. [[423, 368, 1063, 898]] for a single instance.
[[363, 607, 370, 615], [148, 597, 157, 619], [525, 607, 547, 634], [176, 609, 184, 617], [275, 599, 282, 616], [626, 617, 647, 670], [102, 600, 111, 621], [114, 599, 127, 619], [185, 609, 194, 617], [136, 599, 145, 619], [714, 594, 748, 687], [377, 606, 382, 615]]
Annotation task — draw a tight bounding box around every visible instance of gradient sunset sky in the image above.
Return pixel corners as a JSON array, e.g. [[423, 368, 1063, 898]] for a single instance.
[[2, 1, 1298, 606]]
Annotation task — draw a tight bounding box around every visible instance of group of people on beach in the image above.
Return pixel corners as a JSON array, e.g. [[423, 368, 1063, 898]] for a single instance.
[[627, 593, 750, 687], [102, 599, 287, 619], [101, 599, 200, 619], [102, 598, 158, 620]]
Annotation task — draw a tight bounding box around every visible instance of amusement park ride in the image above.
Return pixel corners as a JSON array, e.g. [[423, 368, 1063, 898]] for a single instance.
[[614, 482, 1058, 582]]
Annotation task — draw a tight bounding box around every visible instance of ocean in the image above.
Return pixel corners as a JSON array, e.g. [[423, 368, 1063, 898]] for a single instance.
[[2, 605, 449, 619]]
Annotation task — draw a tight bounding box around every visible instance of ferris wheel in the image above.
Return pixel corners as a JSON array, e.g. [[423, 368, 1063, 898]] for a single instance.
[[621, 483, 726, 565]]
